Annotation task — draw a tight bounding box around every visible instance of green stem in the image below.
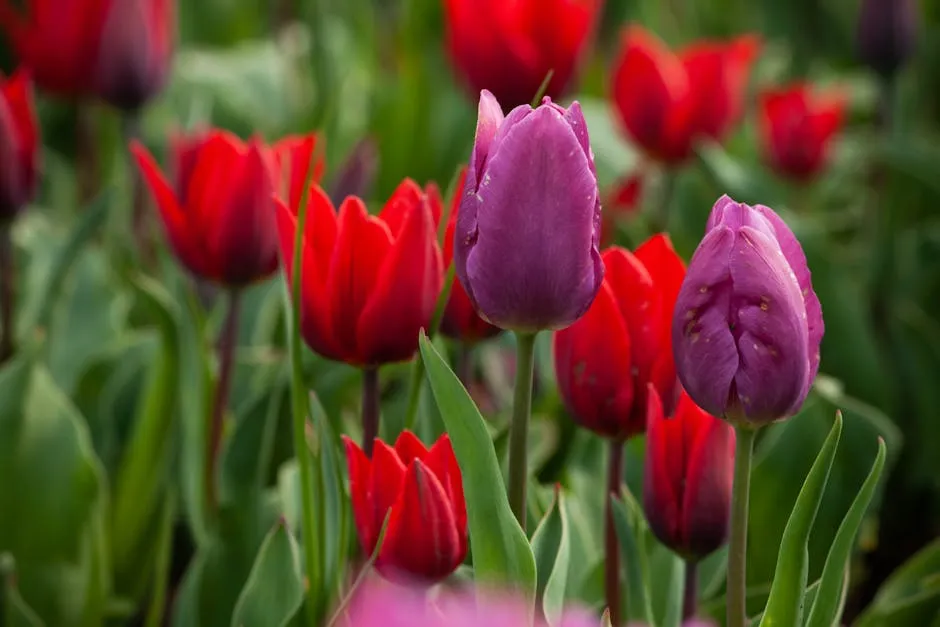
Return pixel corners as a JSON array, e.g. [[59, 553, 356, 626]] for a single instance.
[[508, 331, 538, 531], [0, 224, 14, 365], [456, 342, 472, 388], [650, 170, 677, 234], [361, 368, 380, 455], [683, 559, 699, 620], [605, 439, 625, 627], [727, 426, 757, 627]]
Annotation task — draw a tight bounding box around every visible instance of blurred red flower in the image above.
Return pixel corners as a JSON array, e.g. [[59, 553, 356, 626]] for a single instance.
[[0, 0, 174, 110], [611, 25, 760, 164], [344, 431, 467, 582], [276, 180, 444, 367], [759, 84, 845, 182], [444, 0, 602, 109], [0, 70, 39, 223], [601, 172, 644, 247]]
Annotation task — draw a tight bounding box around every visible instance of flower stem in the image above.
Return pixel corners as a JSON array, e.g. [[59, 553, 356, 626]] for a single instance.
[[121, 111, 155, 268], [727, 426, 757, 627], [361, 367, 380, 456], [205, 288, 242, 511], [456, 342, 473, 388], [683, 559, 699, 620], [508, 331, 537, 531], [650, 169, 677, 234], [0, 224, 14, 365], [605, 439, 625, 627]]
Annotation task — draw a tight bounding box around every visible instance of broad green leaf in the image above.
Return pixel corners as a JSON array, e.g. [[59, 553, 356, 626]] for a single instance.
[[531, 488, 572, 626], [855, 538, 940, 627], [1, 555, 45, 627], [611, 495, 653, 624], [419, 332, 537, 596], [231, 520, 304, 627], [759, 412, 843, 627], [805, 438, 886, 627]]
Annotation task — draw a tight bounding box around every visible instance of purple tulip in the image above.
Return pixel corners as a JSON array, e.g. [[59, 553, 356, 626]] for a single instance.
[[672, 196, 823, 425], [453, 89, 603, 332], [857, 0, 917, 79]]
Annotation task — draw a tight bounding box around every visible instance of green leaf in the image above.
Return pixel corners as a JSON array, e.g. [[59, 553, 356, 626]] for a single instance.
[[855, 538, 940, 627], [805, 438, 887, 627], [144, 496, 177, 627], [759, 412, 843, 627], [611, 495, 653, 624], [418, 332, 537, 596], [531, 488, 571, 626], [231, 520, 304, 627], [1, 555, 45, 627]]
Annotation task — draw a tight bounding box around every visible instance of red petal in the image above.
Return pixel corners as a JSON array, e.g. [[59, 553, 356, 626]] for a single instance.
[[378, 178, 424, 239], [272, 133, 324, 212], [326, 197, 393, 364], [2, 70, 38, 190], [393, 430, 429, 466], [370, 440, 407, 544], [343, 436, 377, 553], [357, 196, 443, 365], [424, 435, 467, 547], [603, 246, 659, 383], [642, 385, 681, 550]]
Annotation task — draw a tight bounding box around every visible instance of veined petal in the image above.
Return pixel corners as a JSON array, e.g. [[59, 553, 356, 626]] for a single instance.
[[681, 405, 734, 557], [394, 430, 430, 466], [343, 436, 376, 553], [370, 440, 407, 547]]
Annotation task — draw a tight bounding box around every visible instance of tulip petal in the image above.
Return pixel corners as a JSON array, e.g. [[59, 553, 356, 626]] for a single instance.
[[380, 460, 462, 581], [672, 226, 738, 417], [553, 280, 636, 438], [272, 133, 322, 212], [603, 246, 659, 380], [2, 70, 38, 193], [327, 197, 393, 363], [394, 430, 429, 466], [358, 198, 443, 365], [462, 105, 601, 330], [343, 436, 376, 553], [469, 90, 505, 190], [370, 440, 407, 548], [424, 435, 467, 542], [378, 178, 425, 238], [681, 408, 734, 557], [642, 386, 681, 549]]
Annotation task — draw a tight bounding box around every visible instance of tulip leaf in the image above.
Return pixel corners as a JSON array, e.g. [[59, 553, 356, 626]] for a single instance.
[[1, 556, 45, 627], [531, 488, 572, 626], [611, 495, 654, 624], [230, 519, 304, 627], [759, 412, 843, 627], [418, 332, 537, 596], [143, 496, 176, 627], [805, 437, 886, 627], [854, 538, 940, 627]]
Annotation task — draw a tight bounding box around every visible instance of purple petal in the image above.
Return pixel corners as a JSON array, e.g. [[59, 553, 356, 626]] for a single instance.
[[672, 226, 739, 417], [705, 194, 741, 232], [730, 226, 811, 420], [469, 90, 506, 192]]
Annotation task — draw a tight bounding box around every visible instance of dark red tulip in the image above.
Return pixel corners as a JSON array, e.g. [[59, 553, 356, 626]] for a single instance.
[[553, 235, 685, 440], [857, 0, 917, 79], [344, 431, 467, 582], [444, 0, 602, 109], [611, 26, 760, 164], [0, 0, 174, 110], [601, 172, 643, 247], [0, 70, 39, 223], [759, 84, 845, 182], [276, 180, 444, 367], [644, 388, 735, 560], [132, 129, 322, 286], [441, 166, 501, 344]]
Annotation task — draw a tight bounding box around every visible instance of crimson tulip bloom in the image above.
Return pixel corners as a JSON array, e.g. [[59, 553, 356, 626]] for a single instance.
[[344, 431, 467, 582], [132, 129, 322, 286], [0, 0, 174, 110], [758, 84, 845, 182], [611, 26, 760, 164], [276, 180, 444, 367], [441, 167, 500, 344], [644, 389, 735, 560], [444, 0, 601, 109], [0, 70, 39, 223], [554, 235, 685, 440]]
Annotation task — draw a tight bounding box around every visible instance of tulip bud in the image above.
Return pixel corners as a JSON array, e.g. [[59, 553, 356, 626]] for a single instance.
[[644, 388, 735, 560], [857, 0, 917, 79], [672, 196, 824, 425], [344, 431, 467, 582], [454, 90, 603, 332], [0, 70, 39, 224]]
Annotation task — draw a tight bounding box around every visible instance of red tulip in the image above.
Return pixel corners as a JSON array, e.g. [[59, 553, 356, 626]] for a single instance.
[[643, 388, 735, 560], [444, 0, 602, 109], [276, 180, 444, 367], [553, 235, 685, 440], [0, 70, 39, 223], [132, 129, 322, 286], [759, 84, 845, 182], [0, 0, 174, 110], [344, 431, 468, 582], [601, 172, 644, 247], [611, 26, 760, 164], [441, 166, 501, 344]]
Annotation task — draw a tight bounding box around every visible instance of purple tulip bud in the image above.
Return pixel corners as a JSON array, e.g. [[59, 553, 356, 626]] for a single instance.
[[857, 0, 917, 79], [672, 196, 824, 425], [453, 90, 603, 332]]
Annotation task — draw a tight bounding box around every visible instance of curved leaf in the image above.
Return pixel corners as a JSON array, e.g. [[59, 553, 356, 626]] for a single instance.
[[855, 538, 940, 627], [611, 495, 653, 624], [531, 488, 571, 626], [231, 520, 304, 627]]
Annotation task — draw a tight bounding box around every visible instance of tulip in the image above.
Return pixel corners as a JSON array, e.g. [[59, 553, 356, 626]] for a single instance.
[[601, 172, 643, 247], [441, 166, 501, 346], [344, 431, 467, 582], [672, 196, 824, 425], [444, 0, 601, 109], [132, 129, 322, 287], [759, 84, 845, 182], [611, 25, 760, 164], [0, 0, 174, 110], [857, 0, 917, 80], [644, 389, 735, 561], [0, 70, 39, 224], [454, 89, 603, 333], [554, 235, 686, 440]]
